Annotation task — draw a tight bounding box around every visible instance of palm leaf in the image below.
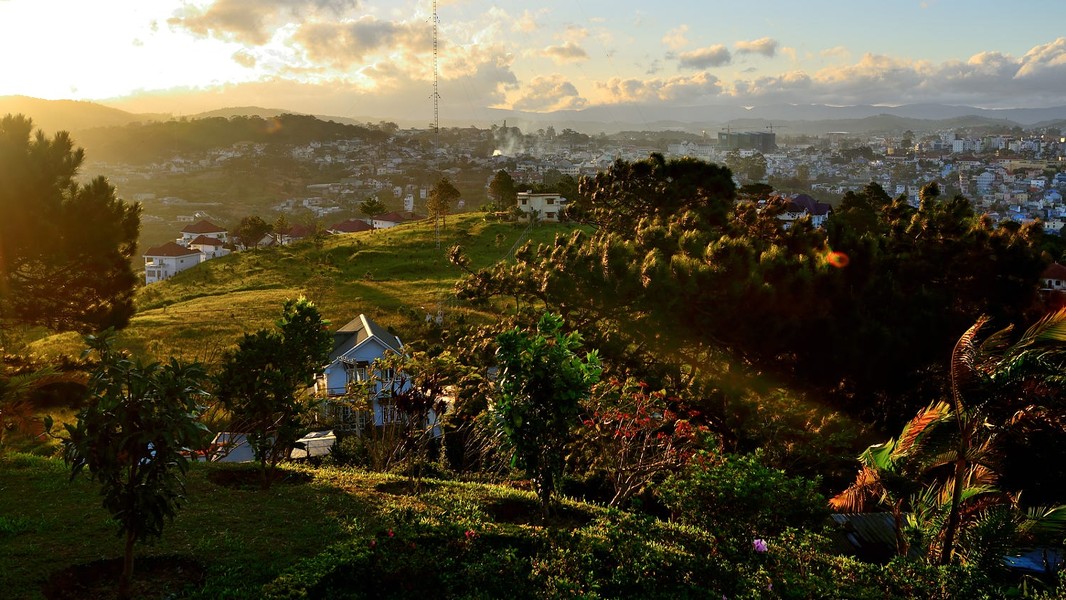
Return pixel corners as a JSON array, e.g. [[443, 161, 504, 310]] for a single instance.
[[895, 401, 953, 458], [951, 316, 989, 415], [829, 466, 883, 512]]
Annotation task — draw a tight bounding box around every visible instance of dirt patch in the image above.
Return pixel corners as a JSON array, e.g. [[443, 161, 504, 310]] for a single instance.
[[43, 555, 205, 600], [375, 479, 440, 495], [206, 467, 312, 489]]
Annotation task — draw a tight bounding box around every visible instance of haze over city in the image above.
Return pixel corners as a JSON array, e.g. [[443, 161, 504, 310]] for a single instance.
[[3, 0, 1066, 123]]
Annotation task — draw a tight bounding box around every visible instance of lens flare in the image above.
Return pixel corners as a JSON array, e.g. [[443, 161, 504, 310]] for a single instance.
[[827, 250, 850, 268]]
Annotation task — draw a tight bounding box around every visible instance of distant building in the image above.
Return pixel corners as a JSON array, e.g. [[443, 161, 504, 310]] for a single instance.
[[517, 192, 565, 222], [187, 235, 230, 259], [143, 242, 202, 284], [327, 219, 374, 234], [371, 211, 425, 229], [178, 220, 228, 246], [718, 131, 776, 153], [771, 193, 833, 229]]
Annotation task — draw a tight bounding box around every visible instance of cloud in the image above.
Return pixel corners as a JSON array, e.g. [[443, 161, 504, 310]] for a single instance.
[[562, 26, 589, 43], [781, 46, 797, 62], [513, 75, 587, 111], [542, 42, 588, 64], [597, 71, 722, 104], [720, 40, 1066, 107], [232, 49, 257, 68], [820, 46, 850, 60], [735, 37, 777, 58], [512, 9, 542, 33], [292, 17, 431, 68], [170, 0, 358, 45], [661, 25, 689, 51], [678, 45, 731, 69]]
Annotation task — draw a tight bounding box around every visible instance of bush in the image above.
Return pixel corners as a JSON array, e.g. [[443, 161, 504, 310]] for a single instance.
[[658, 449, 827, 546]]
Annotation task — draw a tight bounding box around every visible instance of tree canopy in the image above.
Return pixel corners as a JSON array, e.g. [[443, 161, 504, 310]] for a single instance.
[[0, 114, 141, 334], [457, 156, 1047, 424]]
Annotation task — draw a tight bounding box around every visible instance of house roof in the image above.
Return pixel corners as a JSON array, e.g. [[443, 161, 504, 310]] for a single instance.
[[143, 242, 201, 257], [181, 219, 226, 234], [785, 193, 832, 216], [280, 224, 314, 239], [376, 211, 425, 223], [189, 234, 225, 246], [328, 219, 374, 233], [1042, 262, 1066, 280], [329, 314, 402, 361], [829, 513, 912, 564]]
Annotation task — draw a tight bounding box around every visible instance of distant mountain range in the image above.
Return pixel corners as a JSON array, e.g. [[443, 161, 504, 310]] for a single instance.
[[4, 95, 1066, 137]]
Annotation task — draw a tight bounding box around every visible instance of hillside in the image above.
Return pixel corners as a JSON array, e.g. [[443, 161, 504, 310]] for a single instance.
[[28, 214, 577, 363], [1, 452, 965, 600], [0, 95, 166, 133]]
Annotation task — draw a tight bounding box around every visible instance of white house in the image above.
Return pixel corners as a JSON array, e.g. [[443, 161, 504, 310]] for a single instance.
[[178, 220, 228, 246], [187, 235, 231, 259], [517, 192, 565, 222], [371, 211, 424, 229], [315, 314, 409, 433], [143, 242, 202, 284]]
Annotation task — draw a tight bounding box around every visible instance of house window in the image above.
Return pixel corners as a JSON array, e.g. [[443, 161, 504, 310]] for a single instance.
[[380, 401, 399, 425], [344, 362, 371, 386], [521, 198, 528, 205], [546, 198, 555, 205]]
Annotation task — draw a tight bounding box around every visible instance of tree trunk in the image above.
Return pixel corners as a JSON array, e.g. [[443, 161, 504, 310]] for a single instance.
[[119, 529, 135, 599], [940, 455, 967, 565]]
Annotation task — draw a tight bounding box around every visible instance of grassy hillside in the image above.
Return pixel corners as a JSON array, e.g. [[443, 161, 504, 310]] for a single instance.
[[0, 453, 992, 599], [27, 214, 578, 363]]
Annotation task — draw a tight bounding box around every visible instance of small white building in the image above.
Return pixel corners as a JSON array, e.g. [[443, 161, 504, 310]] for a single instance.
[[517, 192, 565, 222], [143, 242, 202, 284], [187, 235, 230, 259], [178, 220, 228, 246]]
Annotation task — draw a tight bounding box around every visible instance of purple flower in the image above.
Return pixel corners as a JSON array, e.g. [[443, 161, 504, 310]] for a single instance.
[[753, 538, 768, 553]]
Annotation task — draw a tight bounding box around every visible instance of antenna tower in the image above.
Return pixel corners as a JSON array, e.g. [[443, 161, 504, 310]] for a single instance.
[[432, 0, 440, 144], [431, 0, 442, 247]]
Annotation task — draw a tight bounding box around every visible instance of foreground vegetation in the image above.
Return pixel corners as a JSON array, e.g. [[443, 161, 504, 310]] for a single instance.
[[4, 453, 1048, 600]]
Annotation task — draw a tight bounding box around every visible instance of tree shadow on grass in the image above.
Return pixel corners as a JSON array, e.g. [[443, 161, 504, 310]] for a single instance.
[[43, 555, 205, 600]]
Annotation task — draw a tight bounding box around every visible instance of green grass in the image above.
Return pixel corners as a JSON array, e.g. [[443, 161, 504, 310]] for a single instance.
[[0, 453, 600, 599], [26, 213, 580, 364]]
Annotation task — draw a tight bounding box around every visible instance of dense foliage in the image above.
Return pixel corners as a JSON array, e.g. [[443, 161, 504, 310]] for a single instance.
[[459, 155, 1047, 424], [215, 297, 332, 487], [0, 114, 140, 334], [495, 313, 602, 513], [60, 333, 208, 598]]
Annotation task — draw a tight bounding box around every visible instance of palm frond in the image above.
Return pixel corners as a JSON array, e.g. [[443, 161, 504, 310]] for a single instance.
[[896, 401, 953, 458], [830, 466, 883, 512], [1018, 505, 1066, 542], [951, 316, 989, 414]]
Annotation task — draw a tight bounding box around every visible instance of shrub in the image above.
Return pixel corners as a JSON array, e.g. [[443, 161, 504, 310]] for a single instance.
[[658, 449, 827, 546]]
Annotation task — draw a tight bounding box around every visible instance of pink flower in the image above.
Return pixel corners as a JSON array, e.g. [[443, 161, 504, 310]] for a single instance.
[[465, 529, 478, 540], [387, 529, 395, 538], [369, 539, 376, 548], [753, 538, 768, 553]]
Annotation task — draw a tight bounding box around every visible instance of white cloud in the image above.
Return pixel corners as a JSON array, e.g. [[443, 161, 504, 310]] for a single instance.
[[513, 75, 587, 111], [661, 25, 689, 51], [678, 45, 731, 69], [735, 37, 777, 58], [169, 0, 358, 45], [597, 71, 721, 104], [542, 41, 588, 64]]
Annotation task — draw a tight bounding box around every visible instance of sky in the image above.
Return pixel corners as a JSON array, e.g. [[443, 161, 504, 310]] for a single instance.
[[2, 0, 1066, 121]]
